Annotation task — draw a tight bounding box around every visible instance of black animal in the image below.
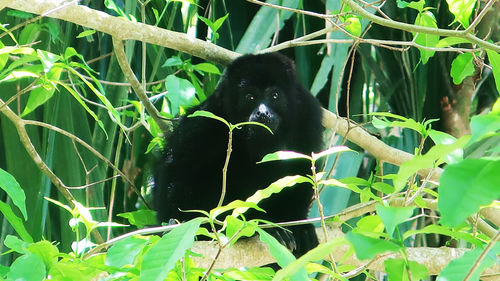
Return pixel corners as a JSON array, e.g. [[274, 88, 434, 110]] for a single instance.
[[154, 52, 323, 256]]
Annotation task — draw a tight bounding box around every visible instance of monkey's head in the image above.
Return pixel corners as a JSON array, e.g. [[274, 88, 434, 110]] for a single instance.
[[210, 53, 302, 141]]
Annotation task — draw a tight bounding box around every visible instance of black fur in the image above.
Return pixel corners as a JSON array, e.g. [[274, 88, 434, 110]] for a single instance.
[[154, 53, 323, 256]]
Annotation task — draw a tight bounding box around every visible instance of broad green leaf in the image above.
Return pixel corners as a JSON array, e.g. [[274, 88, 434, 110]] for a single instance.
[[397, 0, 425, 12], [0, 168, 27, 220], [356, 215, 384, 234], [0, 70, 39, 82], [428, 129, 463, 164], [445, 0, 476, 28], [450, 53, 475, 84], [224, 216, 256, 244], [274, 238, 346, 281], [166, 75, 199, 116], [140, 218, 203, 281], [376, 205, 415, 239], [0, 41, 8, 71], [232, 176, 310, 216], [437, 246, 498, 281], [117, 209, 158, 228], [259, 151, 310, 163], [106, 236, 149, 268], [436, 37, 471, 48], [255, 228, 308, 281], [486, 50, 500, 95], [312, 146, 352, 161], [213, 14, 229, 32], [162, 56, 183, 67], [343, 15, 362, 37], [4, 235, 29, 253], [223, 267, 274, 280], [469, 113, 500, 144], [27, 240, 59, 270], [7, 253, 46, 281], [193, 62, 221, 75], [214, 200, 263, 218], [36, 49, 60, 73], [76, 29, 96, 38], [385, 258, 428, 281], [21, 66, 63, 117], [188, 110, 230, 128], [403, 225, 483, 246], [346, 232, 401, 260], [414, 11, 439, 64], [438, 158, 500, 226]]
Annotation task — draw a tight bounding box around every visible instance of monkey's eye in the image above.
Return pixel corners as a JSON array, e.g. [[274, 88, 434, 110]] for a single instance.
[[271, 92, 279, 100], [246, 94, 255, 101]]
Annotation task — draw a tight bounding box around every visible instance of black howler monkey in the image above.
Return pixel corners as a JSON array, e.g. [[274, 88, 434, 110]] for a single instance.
[[154, 52, 323, 256]]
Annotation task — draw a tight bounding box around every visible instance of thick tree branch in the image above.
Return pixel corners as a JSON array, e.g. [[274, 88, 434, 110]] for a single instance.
[[1, 0, 238, 65]]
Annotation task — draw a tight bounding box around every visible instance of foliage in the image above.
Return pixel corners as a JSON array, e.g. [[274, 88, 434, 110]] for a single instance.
[[0, 0, 499, 280]]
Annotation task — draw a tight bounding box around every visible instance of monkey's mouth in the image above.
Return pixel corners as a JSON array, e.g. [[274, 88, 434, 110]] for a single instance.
[[248, 115, 279, 134]]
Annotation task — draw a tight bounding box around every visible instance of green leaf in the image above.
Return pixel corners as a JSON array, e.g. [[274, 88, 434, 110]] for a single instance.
[[188, 110, 230, 128], [486, 50, 500, 95], [397, 0, 425, 12], [274, 238, 346, 281], [258, 151, 311, 163], [21, 66, 63, 117], [4, 235, 29, 253], [385, 258, 428, 281], [403, 225, 483, 246], [7, 253, 46, 281], [212, 14, 229, 32], [232, 175, 310, 216], [346, 232, 401, 260], [117, 209, 158, 228], [255, 228, 308, 281], [106, 236, 149, 268], [214, 200, 263, 219], [437, 246, 497, 281], [162, 56, 183, 67], [343, 15, 362, 37], [224, 216, 256, 244], [140, 218, 203, 281], [165, 75, 199, 116], [438, 158, 500, 226], [469, 113, 500, 144], [445, 0, 476, 28], [0, 168, 28, 220], [27, 240, 59, 270], [193, 62, 221, 75], [396, 0, 425, 12], [450, 53, 475, 84], [414, 11, 439, 64], [76, 29, 96, 38], [312, 146, 352, 161], [376, 205, 415, 239], [436, 37, 471, 48], [428, 129, 463, 164]]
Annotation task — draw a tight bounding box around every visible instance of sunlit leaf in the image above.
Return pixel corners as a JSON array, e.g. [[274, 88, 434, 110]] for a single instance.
[[438, 158, 500, 227], [445, 0, 476, 28], [450, 52, 475, 84]]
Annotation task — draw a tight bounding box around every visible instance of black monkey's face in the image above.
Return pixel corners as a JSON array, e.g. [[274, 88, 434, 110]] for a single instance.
[[235, 80, 287, 133], [217, 53, 298, 138]]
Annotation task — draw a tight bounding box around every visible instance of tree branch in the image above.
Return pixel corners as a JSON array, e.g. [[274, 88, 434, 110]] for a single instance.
[[1, 0, 239, 65]]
